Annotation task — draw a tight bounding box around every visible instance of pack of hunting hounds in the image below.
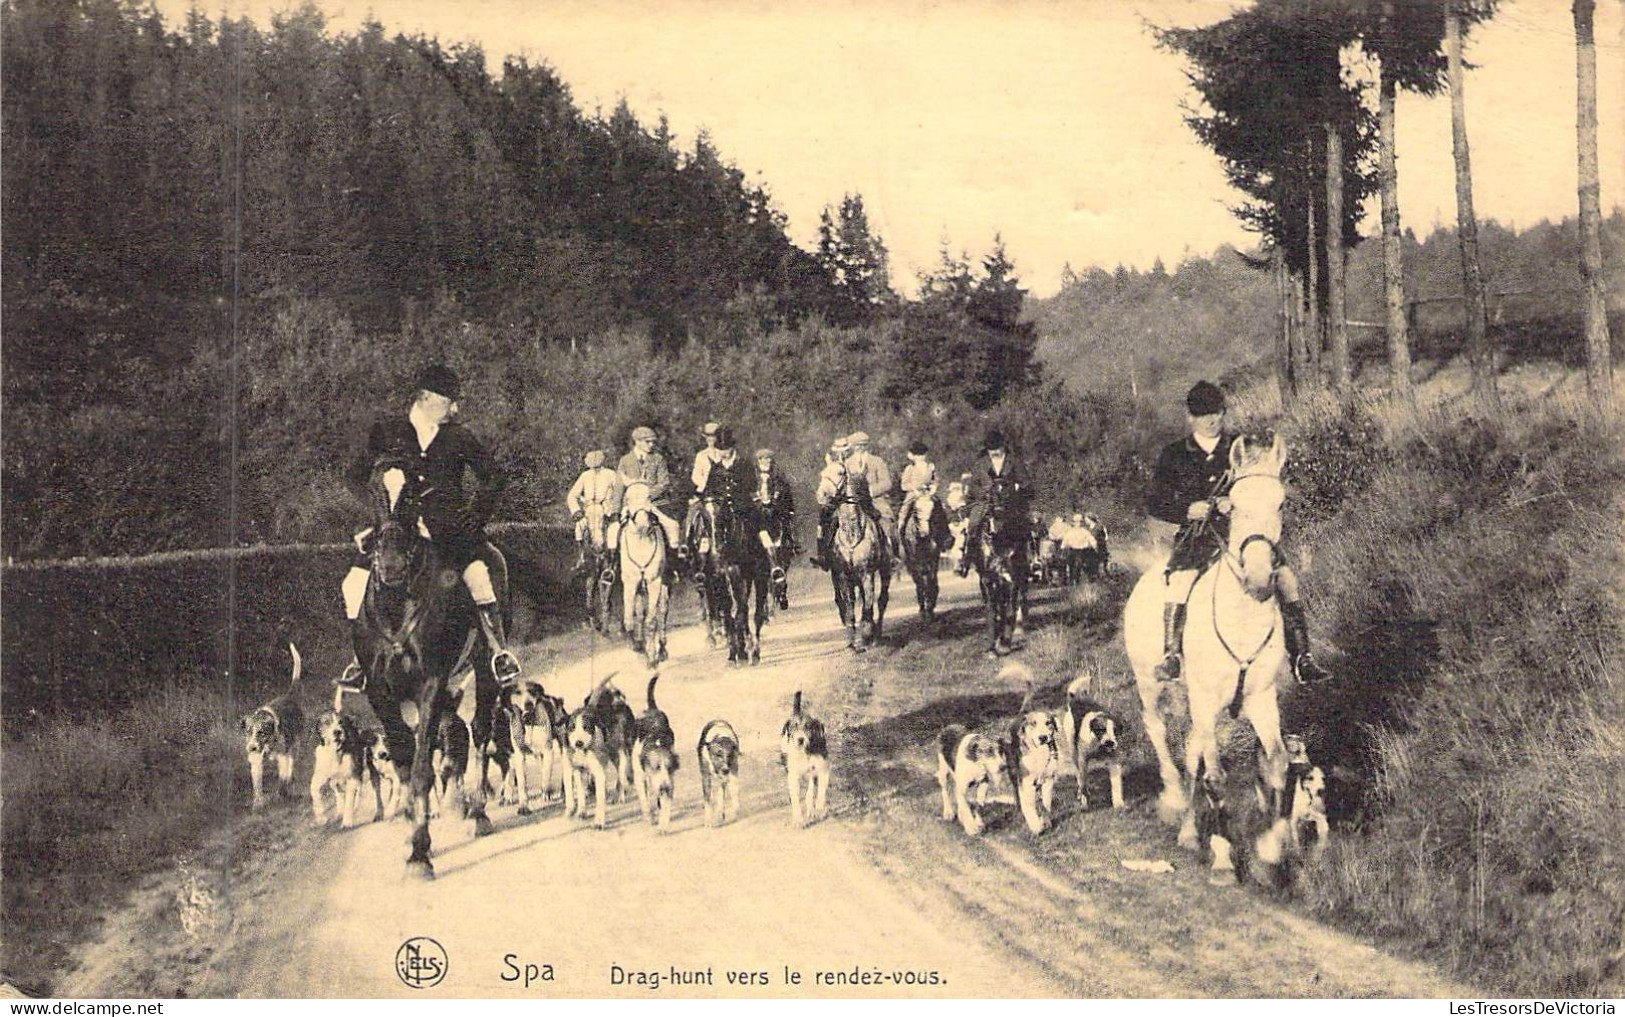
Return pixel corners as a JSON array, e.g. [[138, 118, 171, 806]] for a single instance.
[[241, 642, 1328, 852]]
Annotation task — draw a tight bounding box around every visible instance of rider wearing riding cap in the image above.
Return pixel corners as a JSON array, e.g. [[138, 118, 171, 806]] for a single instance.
[[610, 425, 683, 554], [957, 429, 1034, 577], [810, 436, 852, 570], [336, 364, 522, 689], [1147, 381, 1329, 686], [845, 432, 898, 563], [567, 449, 621, 575]]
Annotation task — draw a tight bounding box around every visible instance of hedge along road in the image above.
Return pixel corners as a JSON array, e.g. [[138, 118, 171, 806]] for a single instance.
[[68, 567, 1470, 999]]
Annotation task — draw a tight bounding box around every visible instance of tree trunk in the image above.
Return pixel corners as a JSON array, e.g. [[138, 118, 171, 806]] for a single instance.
[[1275, 248, 1295, 403], [1380, 3, 1414, 402], [1446, 3, 1497, 405], [1574, 0, 1616, 413], [1305, 165, 1323, 387], [1325, 122, 1351, 396]]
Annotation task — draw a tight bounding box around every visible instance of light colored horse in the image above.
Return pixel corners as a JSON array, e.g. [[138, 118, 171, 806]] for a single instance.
[[619, 483, 670, 669], [1122, 433, 1302, 884]]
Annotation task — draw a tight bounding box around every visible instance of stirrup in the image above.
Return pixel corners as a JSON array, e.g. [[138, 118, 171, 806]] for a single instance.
[[492, 650, 522, 687], [335, 662, 366, 693], [771, 566, 786, 583], [1292, 654, 1332, 685], [599, 567, 616, 585]]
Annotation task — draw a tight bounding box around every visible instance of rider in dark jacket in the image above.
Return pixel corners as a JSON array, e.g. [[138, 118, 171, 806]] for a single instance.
[[1148, 381, 1329, 685], [337, 364, 521, 690], [690, 427, 752, 569], [956, 429, 1035, 577]]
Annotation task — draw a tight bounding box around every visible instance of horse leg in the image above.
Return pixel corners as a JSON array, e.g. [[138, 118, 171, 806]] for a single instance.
[[751, 578, 766, 664], [654, 581, 670, 664], [1012, 577, 1028, 644], [874, 568, 889, 642], [405, 688, 437, 879], [1177, 716, 1212, 853], [852, 573, 870, 653], [465, 670, 495, 837], [1247, 699, 1293, 867]]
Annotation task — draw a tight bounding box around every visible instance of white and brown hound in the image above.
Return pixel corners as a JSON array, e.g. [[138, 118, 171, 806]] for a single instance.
[[632, 674, 679, 831], [1005, 685, 1061, 836], [1061, 672, 1126, 811], [309, 708, 375, 828], [697, 719, 742, 827], [361, 728, 402, 821], [241, 640, 305, 812], [1284, 735, 1330, 857], [564, 677, 636, 828], [935, 723, 1007, 836], [494, 680, 570, 815], [780, 690, 829, 826]]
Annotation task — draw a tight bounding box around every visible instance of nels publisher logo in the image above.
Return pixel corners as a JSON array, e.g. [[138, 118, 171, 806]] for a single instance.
[[395, 936, 448, 989]]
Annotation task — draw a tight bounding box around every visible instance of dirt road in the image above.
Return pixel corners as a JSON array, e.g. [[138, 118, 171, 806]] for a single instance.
[[64, 570, 1472, 998]]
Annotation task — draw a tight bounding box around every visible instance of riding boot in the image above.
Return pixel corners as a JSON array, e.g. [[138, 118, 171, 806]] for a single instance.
[[1152, 603, 1187, 684], [475, 603, 522, 686], [336, 619, 367, 692], [810, 516, 832, 571], [1280, 601, 1332, 684]]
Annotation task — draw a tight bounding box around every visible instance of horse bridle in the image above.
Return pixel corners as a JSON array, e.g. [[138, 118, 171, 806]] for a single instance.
[[1209, 471, 1286, 717], [624, 508, 663, 575]]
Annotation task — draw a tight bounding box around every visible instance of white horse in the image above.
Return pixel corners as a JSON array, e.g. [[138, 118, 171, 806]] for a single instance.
[[1123, 433, 1302, 883], [619, 482, 670, 669]]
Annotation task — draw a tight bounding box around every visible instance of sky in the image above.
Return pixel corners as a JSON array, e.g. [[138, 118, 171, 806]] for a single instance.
[[164, 0, 1624, 296]]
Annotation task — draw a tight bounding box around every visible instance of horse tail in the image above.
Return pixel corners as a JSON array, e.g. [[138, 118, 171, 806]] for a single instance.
[[646, 672, 661, 712]]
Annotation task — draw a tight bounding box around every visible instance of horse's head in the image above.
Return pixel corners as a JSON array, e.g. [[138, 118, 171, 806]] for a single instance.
[[623, 482, 659, 536], [368, 457, 427, 588], [1227, 432, 1287, 599]]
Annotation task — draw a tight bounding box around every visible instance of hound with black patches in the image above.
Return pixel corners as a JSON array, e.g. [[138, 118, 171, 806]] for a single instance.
[[1284, 735, 1329, 857], [565, 677, 636, 828], [935, 724, 1007, 836], [780, 690, 829, 826], [1061, 672, 1126, 811], [632, 674, 679, 831], [240, 639, 305, 812], [493, 680, 570, 816], [309, 708, 375, 828], [697, 719, 742, 827], [1005, 685, 1061, 836], [361, 728, 402, 821]]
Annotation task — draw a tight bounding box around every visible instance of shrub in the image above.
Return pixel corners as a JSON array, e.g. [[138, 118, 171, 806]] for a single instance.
[[1289, 394, 1625, 996]]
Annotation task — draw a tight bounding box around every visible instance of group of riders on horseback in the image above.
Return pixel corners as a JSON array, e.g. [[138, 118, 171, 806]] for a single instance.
[[333, 364, 1329, 693]]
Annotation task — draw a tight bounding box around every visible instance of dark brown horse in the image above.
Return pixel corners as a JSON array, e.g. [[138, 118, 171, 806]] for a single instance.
[[356, 459, 504, 879], [972, 481, 1030, 656], [899, 490, 951, 619], [691, 496, 753, 665]]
